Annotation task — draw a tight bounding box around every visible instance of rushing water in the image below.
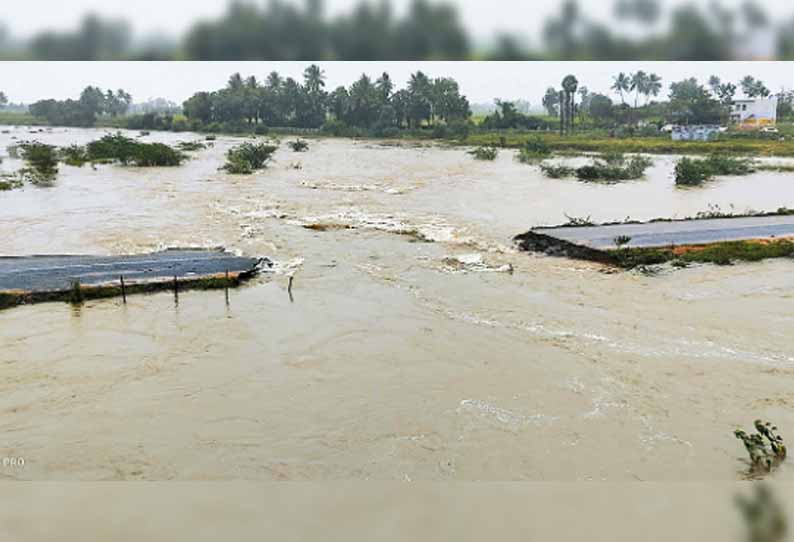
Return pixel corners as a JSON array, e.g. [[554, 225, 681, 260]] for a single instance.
[[1, 127, 793, 481]]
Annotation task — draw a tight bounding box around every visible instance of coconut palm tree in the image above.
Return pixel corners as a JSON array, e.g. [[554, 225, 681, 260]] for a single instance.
[[646, 73, 663, 103], [612, 72, 631, 105], [629, 70, 649, 109]]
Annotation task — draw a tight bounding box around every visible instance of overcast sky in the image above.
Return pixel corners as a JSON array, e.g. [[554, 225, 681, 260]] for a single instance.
[[2, 61, 792, 106], [3, 0, 794, 42]]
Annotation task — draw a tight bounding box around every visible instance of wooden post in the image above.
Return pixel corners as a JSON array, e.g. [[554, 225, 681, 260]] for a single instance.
[[120, 275, 126, 304], [225, 270, 230, 306], [173, 275, 178, 303], [288, 275, 294, 303]]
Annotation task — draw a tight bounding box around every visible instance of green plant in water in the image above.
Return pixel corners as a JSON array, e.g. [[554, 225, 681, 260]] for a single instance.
[[176, 141, 207, 152], [85, 133, 186, 167], [18, 142, 59, 185], [539, 162, 575, 178], [734, 420, 786, 474], [467, 146, 498, 161], [516, 136, 552, 163], [0, 174, 23, 191], [675, 154, 757, 186], [59, 144, 89, 167], [221, 142, 278, 174], [288, 139, 309, 152]]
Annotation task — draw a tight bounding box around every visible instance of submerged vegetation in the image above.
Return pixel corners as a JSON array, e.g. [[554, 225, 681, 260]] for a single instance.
[[735, 420, 787, 475], [515, 136, 552, 163], [675, 154, 757, 186], [467, 146, 498, 161], [84, 134, 186, 166], [540, 154, 653, 182], [17, 142, 59, 185], [288, 139, 309, 152], [221, 142, 278, 174]]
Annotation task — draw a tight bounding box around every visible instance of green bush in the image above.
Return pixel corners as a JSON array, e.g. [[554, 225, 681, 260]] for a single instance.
[[540, 155, 653, 182], [85, 133, 186, 167], [59, 144, 89, 166], [221, 142, 278, 174], [467, 146, 498, 160], [674, 154, 756, 186], [539, 163, 575, 178], [18, 142, 59, 185], [516, 136, 552, 163]]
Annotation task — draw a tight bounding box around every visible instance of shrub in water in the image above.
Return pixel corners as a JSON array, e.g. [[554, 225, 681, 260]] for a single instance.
[[221, 142, 278, 174], [18, 142, 59, 185], [735, 420, 786, 474], [85, 133, 186, 167], [467, 146, 498, 161], [59, 144, 89, 167], [675, 154, 756, 186], [539, 163, 575, 178], [288, 139, 309, 152], [516, 136, 552, 163]]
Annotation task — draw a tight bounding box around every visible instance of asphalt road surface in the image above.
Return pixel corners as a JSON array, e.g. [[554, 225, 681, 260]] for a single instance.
[[0, 249, 262, 293], [533, 215, 794, 250]]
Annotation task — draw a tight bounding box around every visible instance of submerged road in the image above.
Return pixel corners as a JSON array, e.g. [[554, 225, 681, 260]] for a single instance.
[[531, 215, 794, 250], [0, 249, 262, 293]]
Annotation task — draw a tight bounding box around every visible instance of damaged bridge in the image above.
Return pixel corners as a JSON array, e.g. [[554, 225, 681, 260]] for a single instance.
[[515, 215, 794, 264], [0, 248, 266, 309]]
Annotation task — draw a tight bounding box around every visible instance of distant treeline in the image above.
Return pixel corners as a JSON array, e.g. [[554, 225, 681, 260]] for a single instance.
[[27, 87, 133, 127], [181, 66, 474, 137], [3, 0, 794, 60], [12, 67, 794, 138]]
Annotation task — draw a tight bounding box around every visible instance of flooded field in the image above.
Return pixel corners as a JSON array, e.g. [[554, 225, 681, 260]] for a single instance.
[[1, 127, 793, 481]]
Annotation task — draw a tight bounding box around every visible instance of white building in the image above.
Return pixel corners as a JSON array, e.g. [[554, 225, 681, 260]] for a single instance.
[[731, 97, 778, 129]]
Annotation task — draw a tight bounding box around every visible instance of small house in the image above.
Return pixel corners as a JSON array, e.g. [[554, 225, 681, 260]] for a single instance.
[[731, 97, 778, 129]]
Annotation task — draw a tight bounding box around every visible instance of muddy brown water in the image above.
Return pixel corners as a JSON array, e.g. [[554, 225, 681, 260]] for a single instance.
[[1, 127, 793, 481]]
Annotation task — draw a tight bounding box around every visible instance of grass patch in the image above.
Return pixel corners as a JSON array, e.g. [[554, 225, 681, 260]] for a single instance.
[[466, 132, 794, 158], [221, 142, 278, 174], [613, 239, 794, 268], [467, 146, 498, 160]]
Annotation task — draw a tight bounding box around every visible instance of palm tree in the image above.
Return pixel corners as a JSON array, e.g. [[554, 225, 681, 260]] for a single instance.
[[646, 73, 662, 103], [375, 72, 393, 104], [629, 70, 649, 109], [612, 72, 631, 105], [561, 74, 578, 135], [303, 64, 325, 95]]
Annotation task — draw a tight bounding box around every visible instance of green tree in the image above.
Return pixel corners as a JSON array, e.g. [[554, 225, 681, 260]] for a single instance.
[[668, 78, 722, 124], [612, 72, 631, 105], [740, 75, 771, 98], [0, 91, 7, 108]]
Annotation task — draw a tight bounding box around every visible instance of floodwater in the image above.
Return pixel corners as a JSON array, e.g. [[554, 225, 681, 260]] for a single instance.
[[1, 127, 793, 481]]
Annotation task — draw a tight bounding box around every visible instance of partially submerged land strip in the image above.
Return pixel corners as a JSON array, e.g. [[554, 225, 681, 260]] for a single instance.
[[515, 214, 794, 268], [0, 249, 266, 310], [464, 133, 794, 157]]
